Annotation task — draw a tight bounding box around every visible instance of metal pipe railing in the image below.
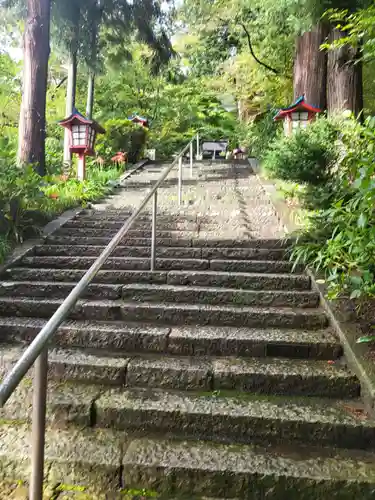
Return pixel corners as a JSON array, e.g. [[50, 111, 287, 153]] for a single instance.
[[0, 133, 199, 500]]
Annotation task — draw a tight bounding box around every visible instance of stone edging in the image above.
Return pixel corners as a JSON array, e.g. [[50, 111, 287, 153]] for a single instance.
[[252, 159, 375, 416], [309, 270, 375, 417]]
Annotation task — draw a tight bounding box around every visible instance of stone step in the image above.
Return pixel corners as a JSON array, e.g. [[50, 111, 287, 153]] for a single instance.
[[2, 425, 375, 499], [20, 255, 210, 271], [0, 345, 359, 397], [34, 244, 287, 261], [65, 218, 199, 231], [19, 255, 298, 274], [0, 297, 327, 329], [94, 389, 375, 450], [56, 227, 199, 238], [121, 284, 320, 308], [0, 318, 341, 360], [79, 210, 198, 223], [4, 268, 311, 291], [0, 280, 317, 307], [166, 270, 310, 290], [42, 385, 375, 449], [0, 281, 123, 300], [35, 244, 202, 259], [46, 234, 195, 248], [46, 234, 292, 250]]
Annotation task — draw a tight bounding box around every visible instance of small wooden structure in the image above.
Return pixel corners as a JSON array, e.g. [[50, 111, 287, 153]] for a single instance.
[[59, 109, 105, 180], [274, 95, 321, 136], [201, 141, 228, 159], [128, 114, 149, 128]]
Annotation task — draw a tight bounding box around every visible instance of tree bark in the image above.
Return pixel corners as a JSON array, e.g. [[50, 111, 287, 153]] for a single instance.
[[86, 0, 103, 119], [63, 15, 79, 168], [327, 28, 363, 118], [86, 72, 95, 119], [63, 46, 78, 167], [293, 23, 329, 109], [17, 0, 51, 176]]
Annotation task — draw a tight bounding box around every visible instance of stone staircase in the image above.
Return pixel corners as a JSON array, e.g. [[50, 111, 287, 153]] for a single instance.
[[0, 164, 375, 498]]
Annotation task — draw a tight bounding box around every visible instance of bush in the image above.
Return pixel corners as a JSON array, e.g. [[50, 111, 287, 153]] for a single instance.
[[0, 160, 120, 258], [263, 117, 339, 186], [290, 116, 375, 302], [237, 111, 279, 160], [96, 119, 148, 164]]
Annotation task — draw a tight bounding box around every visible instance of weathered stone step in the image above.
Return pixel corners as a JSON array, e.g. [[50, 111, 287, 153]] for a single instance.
[[121, 284, 320, 308], [0, 297, 327, 329], [20, 255, 210, 271], [43, 385, 375, 450], [46, 234, 194, 248], [56, 227, 199, 238], [0, 280, 317, 308], [4, 268, 169, 285], [0, 318, 341, 360], [19, 255, 298, 274], [2, 425, 375, 499], [80, 210, 198, 223], [0, 280, 317, 307], [0, 345, 359, 398], [0, 281, 123, 300], [46, 234, 292, 250], [96, 389, 375, 450], [121, 437, 375, 499], [65, 218, 199, 231], [4, 267, 310, 291], [166, 270, 310, 290], [34, 244, 287, 261], [35, 244, 202, 259]]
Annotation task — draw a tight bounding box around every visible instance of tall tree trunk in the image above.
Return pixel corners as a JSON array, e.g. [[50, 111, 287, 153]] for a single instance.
[[327, 28, 363, 118], [293, 23, 329, 109], [17, 0, 51, 176], [85, 0, 102, 119], [86, 72, 95, 119], [63, 18, 79, 169]]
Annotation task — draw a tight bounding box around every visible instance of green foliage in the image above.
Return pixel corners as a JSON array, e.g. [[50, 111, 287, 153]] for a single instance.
[[323, 5, 375, 62], [96, 119, 148, 163], [263, 117, 339, 187], [0, 160, 120, 260], [237, 111, 279, 159], [290, 116, 375, 301]]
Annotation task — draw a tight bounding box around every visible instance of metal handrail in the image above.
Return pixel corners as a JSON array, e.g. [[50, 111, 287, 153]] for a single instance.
[[0, 133, 199, 500]]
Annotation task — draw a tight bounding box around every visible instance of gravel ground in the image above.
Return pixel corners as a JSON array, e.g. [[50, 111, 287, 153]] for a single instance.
[[93, 161, 285, 240]]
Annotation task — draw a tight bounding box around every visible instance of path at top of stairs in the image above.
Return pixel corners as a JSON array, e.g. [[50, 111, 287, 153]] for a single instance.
[[0, 161, 374, 500]]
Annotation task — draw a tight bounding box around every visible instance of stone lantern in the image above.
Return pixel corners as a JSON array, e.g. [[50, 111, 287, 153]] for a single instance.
[[59, 109, 105, 180]]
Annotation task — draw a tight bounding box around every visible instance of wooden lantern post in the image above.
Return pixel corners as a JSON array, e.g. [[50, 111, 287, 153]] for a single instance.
[[59, 109, 105, 181]]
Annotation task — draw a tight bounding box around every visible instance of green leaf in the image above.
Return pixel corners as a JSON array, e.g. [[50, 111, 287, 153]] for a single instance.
[[357, 213, 368, 228], [350, 289, 362, 299], [356, 335, 375, 344]]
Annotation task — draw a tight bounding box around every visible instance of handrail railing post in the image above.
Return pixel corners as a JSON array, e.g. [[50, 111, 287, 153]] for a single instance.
[[190, 141, 193, 178], [0, 134, 197, 496], [196, 133, 199, 159], [178, 156, 183, 206], [29, 349, 48, 500], [150, 190, 157, 271]]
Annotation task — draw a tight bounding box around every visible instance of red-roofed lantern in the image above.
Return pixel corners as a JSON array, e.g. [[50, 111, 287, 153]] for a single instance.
[[59, 110, 105, 180], [274, 95, 321, 136]]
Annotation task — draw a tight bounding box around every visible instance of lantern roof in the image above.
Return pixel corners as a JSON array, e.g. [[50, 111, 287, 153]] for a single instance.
[[274, 95, 321, 121], [59, 108, 105, 134], [128, 114, 149, 127]]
